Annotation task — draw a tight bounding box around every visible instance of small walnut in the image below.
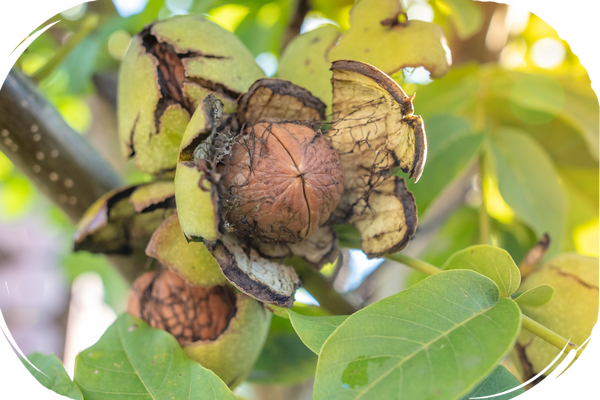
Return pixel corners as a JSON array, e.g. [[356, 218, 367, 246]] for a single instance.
[[219, 122, 345, 243], [127, 269, 237, 343]]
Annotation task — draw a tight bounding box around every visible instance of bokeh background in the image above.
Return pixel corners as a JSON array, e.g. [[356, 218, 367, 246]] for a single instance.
[[1, 0, 598, 398]]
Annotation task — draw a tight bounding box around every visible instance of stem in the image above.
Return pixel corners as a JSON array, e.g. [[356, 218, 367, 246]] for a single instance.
[[33, 14, 100, 82], [522, 314, 578, 352], [519, 234, 551, 280], [293, 259, 357, 315], [385, 253, 442, 276], [478, 156, 491, 245]]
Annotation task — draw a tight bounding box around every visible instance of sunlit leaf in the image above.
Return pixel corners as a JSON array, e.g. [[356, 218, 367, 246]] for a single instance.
[[23, 353, 83, 400], [442, 245, 521, 297], [287, 310, 348, 355], [412, 64, 478, 118], [74, 314, 237, 400], [513, 284, 554, 307], [405, 114, 483, 214], [489, 128, 567, 254], [313, 270, 521, 400], [461, 365, 524, 400]]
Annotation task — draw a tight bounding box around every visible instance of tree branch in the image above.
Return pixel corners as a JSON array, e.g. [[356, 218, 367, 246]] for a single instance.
[[0, 68, 123, 222]]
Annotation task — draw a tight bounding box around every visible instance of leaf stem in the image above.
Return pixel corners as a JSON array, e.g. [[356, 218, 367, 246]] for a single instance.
[[386, 253, 442, 276], [478, 155, 491, 245], [291, 259, 357, 315], [33, 14, 100, 82], [521, 314, 578, 352]]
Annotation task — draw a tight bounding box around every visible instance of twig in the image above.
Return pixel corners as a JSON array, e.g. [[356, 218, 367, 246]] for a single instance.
[[282, 0, 310, 51], [385, 253, 442, 276], [519, 234, 551, 279], [292, 258, 357, 315], [521, 314, 578, 353], [33, 14, 100, 82]]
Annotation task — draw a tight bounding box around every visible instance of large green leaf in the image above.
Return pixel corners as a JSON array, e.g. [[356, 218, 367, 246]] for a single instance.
[[442, 245, 521, 297], [489, 128, 567, 253], [461, 365, 524, 400], [313, 270, 522, 400], [23, 353, 83, 400], [287, 310, 348, 355], [405, 114, 483, 214], [74, 314, 236, 400], [247, 315, 317, 385], [412, 64, 479, 119]]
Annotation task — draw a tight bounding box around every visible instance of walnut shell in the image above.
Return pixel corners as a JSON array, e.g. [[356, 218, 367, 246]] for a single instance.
[[219, 122, 345, 243], [127, 269, 236, 343]]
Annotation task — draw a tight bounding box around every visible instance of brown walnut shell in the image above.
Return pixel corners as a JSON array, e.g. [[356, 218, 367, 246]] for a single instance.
[[218, 122, 345, 243], [127, 269, 236, 343]]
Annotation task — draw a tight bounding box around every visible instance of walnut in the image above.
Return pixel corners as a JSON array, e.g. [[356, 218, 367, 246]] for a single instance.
[[127, 269, 237, 343], [218, 122, 345, 243]]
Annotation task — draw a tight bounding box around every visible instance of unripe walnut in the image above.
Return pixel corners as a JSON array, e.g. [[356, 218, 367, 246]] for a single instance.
[[128, 270, 236, 343], [219, 122, 345, 243]]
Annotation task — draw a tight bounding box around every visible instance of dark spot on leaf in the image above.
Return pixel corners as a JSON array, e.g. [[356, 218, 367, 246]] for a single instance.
[[128, 324, 138, 332]]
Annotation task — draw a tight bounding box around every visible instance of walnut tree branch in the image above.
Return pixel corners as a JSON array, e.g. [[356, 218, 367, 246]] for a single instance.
[[0, 68, 123, 222]]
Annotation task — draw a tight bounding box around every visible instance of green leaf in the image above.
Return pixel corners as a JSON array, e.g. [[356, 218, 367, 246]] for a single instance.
[[438, 0, 484, 40], [248, 315, 317, 385], [461, 365, 524, 400], [405, 115, 483, 214], [74, 313, 236, 400], [513, 284, 555, 307], [412, 64, 479, 119], [313, 270, 522, 400], [287, 310, 348, 355], [489, 128, 567, 253], [23, 353, 83, 400], [442, 245, 521, 297], [489, 70, 599, 161]]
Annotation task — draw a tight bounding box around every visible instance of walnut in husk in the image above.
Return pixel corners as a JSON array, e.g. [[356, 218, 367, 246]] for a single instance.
[[118, 15, 265, 174], [171, 61, 427, 308], [219, 122, 345, 243], [128, 269, 271, 387]]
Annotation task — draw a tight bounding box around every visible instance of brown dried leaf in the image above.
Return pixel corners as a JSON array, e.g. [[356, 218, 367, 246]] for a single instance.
[[205, 235, 301, 307], [327, 60, 423, 257], [236, 78, 325, 125]]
